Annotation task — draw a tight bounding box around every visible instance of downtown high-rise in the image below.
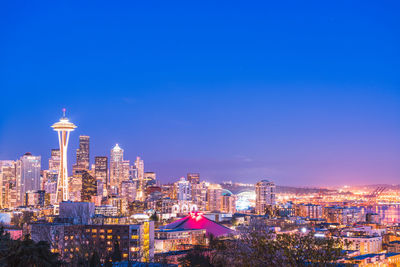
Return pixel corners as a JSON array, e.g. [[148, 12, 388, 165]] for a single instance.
[[17, 153, 41, 205], [255, 179, 276, 215], [110, 144, 129, 194]]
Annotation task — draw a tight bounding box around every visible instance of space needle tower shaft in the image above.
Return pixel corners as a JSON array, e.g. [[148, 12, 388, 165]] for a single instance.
[[51, 109, 77, 203]]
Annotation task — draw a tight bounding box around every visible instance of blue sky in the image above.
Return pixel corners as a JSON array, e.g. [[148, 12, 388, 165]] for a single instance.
[[0, 1, 399, 186]]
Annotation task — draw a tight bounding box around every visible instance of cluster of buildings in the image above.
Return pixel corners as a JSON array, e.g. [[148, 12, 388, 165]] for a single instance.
[[2, 111, 400, 266]]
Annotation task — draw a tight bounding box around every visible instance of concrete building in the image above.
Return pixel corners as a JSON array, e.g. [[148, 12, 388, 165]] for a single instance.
[[191, 182, 208, 211], [324, 206, 361, 225], [221, 190, 236, 214], [25, 190, 45, 207], [207, 184, 222, 212], [31, 221, 154, 263], [340, 235, 383, 255], [110, 144, 130, 194], [76, 135, 90, 170], [17, 153, 41, 206], [297, 204, 323, 219], [155, 228, 206, 252], [255, 180, 276, 214], [175, 177, 191, 201], [0, 160, 17, 209]]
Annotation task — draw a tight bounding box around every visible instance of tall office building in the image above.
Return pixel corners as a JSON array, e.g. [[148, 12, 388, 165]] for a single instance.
[[255, 180, 276, 215], [95, 156, 108, 195], [72, 136, 90, 176], [48, 149, 60, 172], [192, 182, 208, 211], [135, 156, 145, 201], [17, 153, 41, 205], [81, 170, 97, 202], [51, 109, 76, 203], [110, 144, 130, 193], [207, 184, 222, 212], [76, 136, 90, 169], [187, 173, 200, 185], [222, 191, 237, 214], [0, 160, 17, 209], [175, 177, 191, 201], [144, 172, 156, 187]]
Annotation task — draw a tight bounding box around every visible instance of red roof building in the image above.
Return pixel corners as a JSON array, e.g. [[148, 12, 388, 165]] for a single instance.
[[160, 211, 234, 237]]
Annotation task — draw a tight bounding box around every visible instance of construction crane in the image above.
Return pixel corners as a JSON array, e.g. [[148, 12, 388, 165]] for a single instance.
[[366, 186, 386, 205]]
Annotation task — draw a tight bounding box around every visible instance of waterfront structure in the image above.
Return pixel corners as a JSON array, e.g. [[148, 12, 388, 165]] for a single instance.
[[51, 109, 77, 203], [17, 153, 41, 205], [255, 180, 276, 214]]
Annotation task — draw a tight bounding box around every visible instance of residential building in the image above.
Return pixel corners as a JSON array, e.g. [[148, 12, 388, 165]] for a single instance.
[[255, 180, 276, 215]]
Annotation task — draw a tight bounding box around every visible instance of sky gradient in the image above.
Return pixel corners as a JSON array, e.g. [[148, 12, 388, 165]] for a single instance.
[[1, 1, 399, 186]]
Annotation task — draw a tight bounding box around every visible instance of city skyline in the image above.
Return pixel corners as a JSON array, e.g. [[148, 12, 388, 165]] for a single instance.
[[1, 1, 399, 186]]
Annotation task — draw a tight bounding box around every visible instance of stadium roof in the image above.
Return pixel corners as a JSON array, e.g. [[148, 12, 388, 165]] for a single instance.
[[160, 212, 234, 237]]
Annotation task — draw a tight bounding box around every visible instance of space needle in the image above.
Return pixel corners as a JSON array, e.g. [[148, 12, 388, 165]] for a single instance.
[[51, 109, 77, 203]]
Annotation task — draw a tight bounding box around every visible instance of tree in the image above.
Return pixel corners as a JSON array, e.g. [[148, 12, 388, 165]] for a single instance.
[[111, 241, 122, 263], [178, 246, 213, 267], [180, 229, 347, 267], [149, 212, 158, 222], [0, 232, 61, 267]]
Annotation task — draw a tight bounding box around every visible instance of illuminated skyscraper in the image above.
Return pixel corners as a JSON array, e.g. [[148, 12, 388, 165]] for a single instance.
[[95, 156, 108, 195], [76, 135, 90, 170], [135, 156, 145, 201], [207, 184, 222, 212], [175, 177, 191, 201], [17, 153, 41, 205], [48, 149, 60, 172], [51, 109, 77, 203], [110, 144, 129, 193], [255, 180, 276, 215], [0, 160, 17, 209], [81, 170, 96, 202]]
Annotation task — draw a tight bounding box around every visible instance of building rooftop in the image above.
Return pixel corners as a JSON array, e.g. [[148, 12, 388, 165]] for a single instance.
[[160, 211, 234, 237]]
